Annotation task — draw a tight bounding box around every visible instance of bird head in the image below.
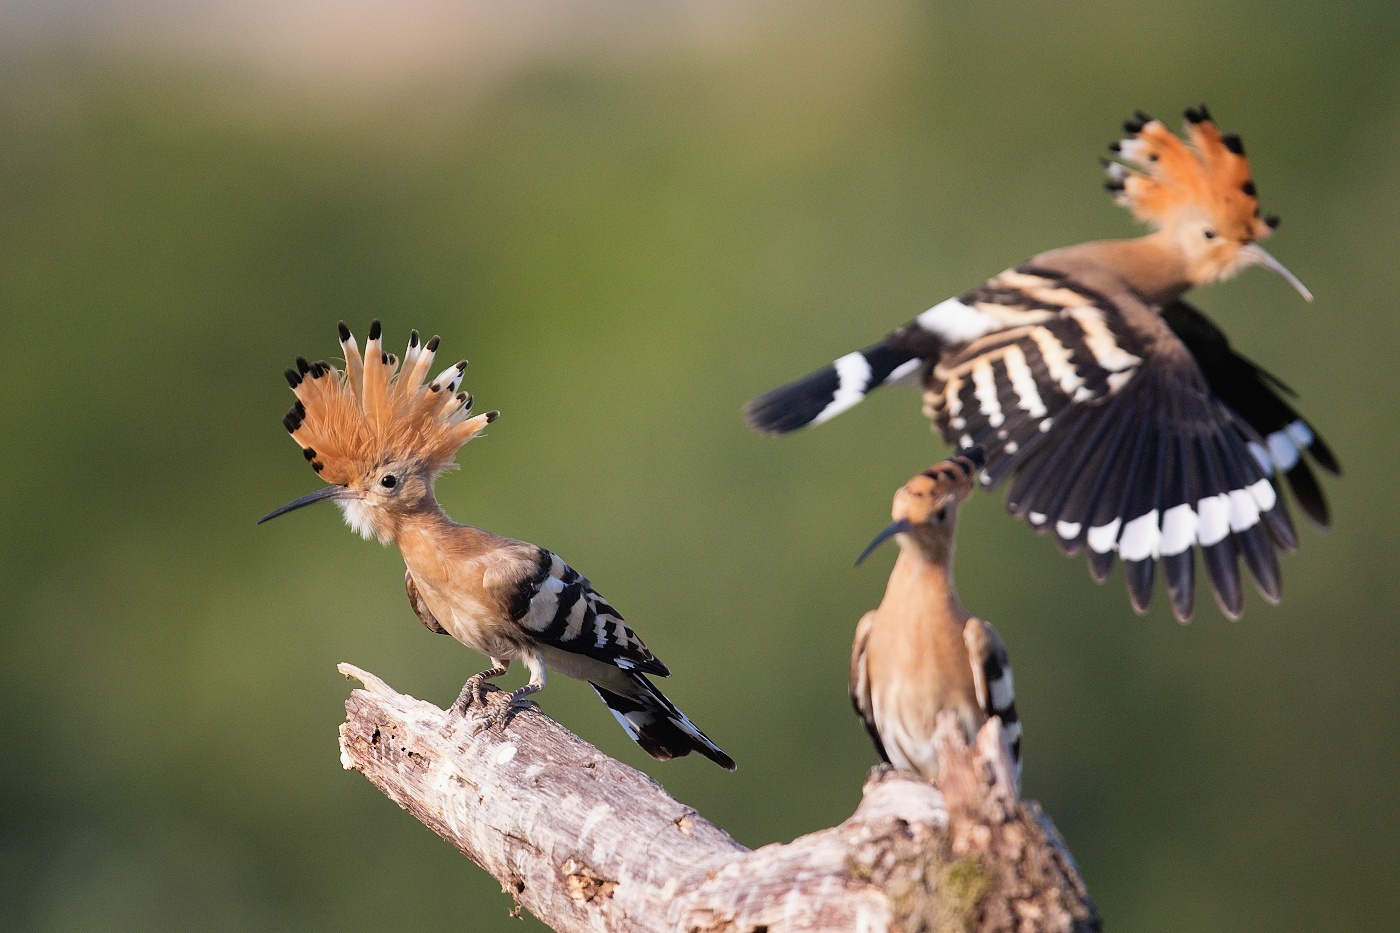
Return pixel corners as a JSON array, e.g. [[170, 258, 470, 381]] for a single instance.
[[857, 448, 985, 566], [258, 321, 498, 543], [1103, 105, 1311, 300]]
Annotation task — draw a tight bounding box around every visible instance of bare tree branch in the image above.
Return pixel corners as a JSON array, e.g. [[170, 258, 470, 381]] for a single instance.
[[337, 663, 1099, 932]]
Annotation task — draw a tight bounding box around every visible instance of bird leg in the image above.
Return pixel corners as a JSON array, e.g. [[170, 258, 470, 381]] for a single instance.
[[452, 659, 510, 715], [479, 655, 546, 732]]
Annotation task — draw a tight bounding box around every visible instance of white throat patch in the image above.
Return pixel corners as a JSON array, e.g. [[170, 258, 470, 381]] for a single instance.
[[337, 498, 386, 543]]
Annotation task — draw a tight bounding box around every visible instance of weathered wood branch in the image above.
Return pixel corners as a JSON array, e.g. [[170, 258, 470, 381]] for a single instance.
[[337, 663, 1099, 932]]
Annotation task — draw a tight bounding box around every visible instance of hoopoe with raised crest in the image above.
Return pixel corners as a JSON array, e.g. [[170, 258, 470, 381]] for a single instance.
[[746, 105, 1339, 622], [259, 321, 735, 770], [850, 449, 1020, 788]]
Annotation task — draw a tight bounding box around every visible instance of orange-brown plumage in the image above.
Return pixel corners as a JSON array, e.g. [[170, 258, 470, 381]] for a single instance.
[[851, 451, 1021, 787], [263, 322, 734, 770], [283, 321, 493, 491], [1110, 108, 1264, 240], [1105, 106, 1299, 292]]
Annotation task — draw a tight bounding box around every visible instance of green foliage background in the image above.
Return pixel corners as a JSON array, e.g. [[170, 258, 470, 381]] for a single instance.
[[2, 3, 1397, 930]]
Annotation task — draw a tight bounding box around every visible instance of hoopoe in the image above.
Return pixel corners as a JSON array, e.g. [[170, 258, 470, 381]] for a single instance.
[[746, 106, 1339, 622], [850, 450, 1021, 787], [259, 321, 735, 770]]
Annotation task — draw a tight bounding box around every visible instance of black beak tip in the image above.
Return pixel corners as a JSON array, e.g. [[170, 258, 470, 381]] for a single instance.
[[256, 486, 346, 525], [855, 519, 912, 567]]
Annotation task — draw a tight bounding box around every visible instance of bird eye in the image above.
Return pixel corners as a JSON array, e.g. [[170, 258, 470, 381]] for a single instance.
[[1202, 229, 1216, 240], [380, 474, 398, 489], [933, 507, 948, 523]]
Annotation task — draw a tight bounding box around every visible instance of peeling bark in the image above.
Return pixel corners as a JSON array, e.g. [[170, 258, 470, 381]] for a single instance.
[[337, 663, 1099, 933]]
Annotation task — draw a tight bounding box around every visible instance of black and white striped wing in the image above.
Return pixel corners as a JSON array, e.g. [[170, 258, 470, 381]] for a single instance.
[[743, 265, 1115, 435], [489, 548, 731, 769], [1162, 301, 1339, 527], [964, 618, 1021, 771], [923, 267, 1144, 483], [503, 548, 670, 676], [744, 321, 942, 435], [925, 266, 1301, 621]]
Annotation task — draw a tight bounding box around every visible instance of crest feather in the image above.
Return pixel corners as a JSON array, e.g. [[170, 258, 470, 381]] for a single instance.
[[1104, 105, 1275, 243], [281, 323, 496, 485]]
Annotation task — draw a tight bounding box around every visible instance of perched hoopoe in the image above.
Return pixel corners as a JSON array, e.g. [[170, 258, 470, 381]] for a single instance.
[[746, 106, 1339, 622], [259, 322, 735, 770], [850, 450, 1020, 787]]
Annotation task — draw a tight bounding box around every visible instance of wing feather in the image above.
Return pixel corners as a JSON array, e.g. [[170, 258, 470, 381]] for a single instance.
[[924, 275, 1329, 620], [490, 546, 670, 676]]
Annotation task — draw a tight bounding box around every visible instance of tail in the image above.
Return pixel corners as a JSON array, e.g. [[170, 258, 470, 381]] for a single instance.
[[591, 675, 736, 771], [743, 311, 955, 435]]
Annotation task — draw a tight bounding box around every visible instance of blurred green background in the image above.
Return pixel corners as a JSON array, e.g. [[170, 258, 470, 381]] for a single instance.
[[2, 2, 1397, 930]]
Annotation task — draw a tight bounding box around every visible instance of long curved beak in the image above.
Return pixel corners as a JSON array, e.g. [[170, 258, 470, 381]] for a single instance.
[[856, 518, 914, 567], [257, 485, 350, 524], [1241, 243, 1313, 302]]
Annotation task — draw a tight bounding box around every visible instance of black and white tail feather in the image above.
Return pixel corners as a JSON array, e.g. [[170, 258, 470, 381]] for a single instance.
[[592, 677, 735, 770], [745, 276, 1337, 622]]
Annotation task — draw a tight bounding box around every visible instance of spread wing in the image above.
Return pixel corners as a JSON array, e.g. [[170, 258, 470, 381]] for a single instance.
[[486, 546, 670, 677], [745, 261, 1336, 622], [924, 264, 1311, 621], [1161, 300, 1338, 526]]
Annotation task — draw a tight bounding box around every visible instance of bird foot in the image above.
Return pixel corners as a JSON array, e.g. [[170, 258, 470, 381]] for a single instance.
[[451, 667, 508, 716], [474, 686, 541, 733]]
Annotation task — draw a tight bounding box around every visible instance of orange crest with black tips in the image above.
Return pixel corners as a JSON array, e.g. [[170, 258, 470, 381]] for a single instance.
[[895, 449, 985, 523], [1104, 105, 1277, 244], [280, 321, 497, 487]]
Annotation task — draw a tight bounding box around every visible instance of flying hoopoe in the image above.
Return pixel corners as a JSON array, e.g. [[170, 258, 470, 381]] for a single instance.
[[850, 450, 1021, 787], [259, 321, 735, 770], [745, 105, 1339, 622]]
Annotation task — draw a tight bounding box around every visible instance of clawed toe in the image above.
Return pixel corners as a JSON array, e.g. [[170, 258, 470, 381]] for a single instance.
[[491, 693, 539, 730], [471, 707, 504, 733], [452, 666, 509, 716], [447, 669, 539, 732], [452, 680, 484, 716]]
